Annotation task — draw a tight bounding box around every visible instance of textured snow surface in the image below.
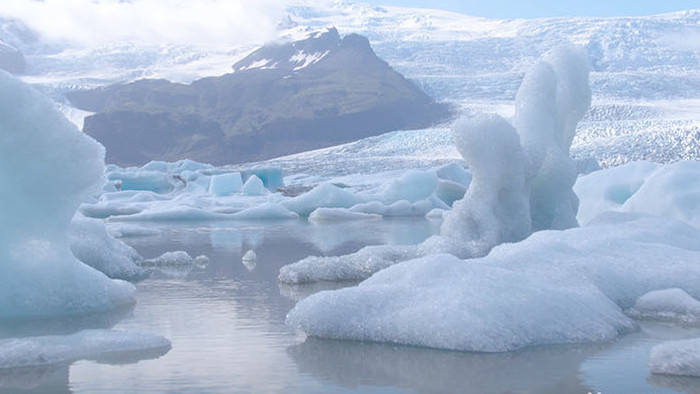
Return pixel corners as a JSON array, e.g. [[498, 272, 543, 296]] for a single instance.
[[287, 214, 700, 352], [0, 71, 134, 319], [0, 330, 171, 369], [627, 288, 700, 325], [68, 215, 145, 281], [650, 338, 700, 377]]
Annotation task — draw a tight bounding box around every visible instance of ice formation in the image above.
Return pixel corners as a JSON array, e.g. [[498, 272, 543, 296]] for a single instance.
[[437, 114, 530, 257], [627, 288, 700, 325], [0, 329, 171, 369], [649, 338, 700, 377], [622, 161, 700, 228], [573, 161, 659, 225], [209, 172, 243, 196], [69, 215, 145, 281], [0, 70, 134, 319], [284, 45, 700, 352], [287, 214, 700, 352], [280, 44, 592, 283]]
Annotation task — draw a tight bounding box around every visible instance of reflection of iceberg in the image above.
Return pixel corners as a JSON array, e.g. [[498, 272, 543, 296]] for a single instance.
[[0, 70, 134, 319], [288, 338, 597, 394]]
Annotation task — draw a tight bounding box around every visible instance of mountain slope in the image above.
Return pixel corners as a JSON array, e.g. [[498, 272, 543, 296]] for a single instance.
[[68, 28, 450, 166]]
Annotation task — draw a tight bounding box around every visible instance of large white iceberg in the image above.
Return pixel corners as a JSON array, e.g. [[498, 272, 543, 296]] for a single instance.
[[287, 214, 700, 352], [649, 338, 700, 377], [0, 70, 134, 319]]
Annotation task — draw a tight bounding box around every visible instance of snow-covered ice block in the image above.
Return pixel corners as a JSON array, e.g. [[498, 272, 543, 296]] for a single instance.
[[139, 251, 208, 271], [622, 161, 700, 229], [0, 70, 135, 319], [288, 253, 634, 352], [69, 215, 145, 281], [242, 175, 267, 196], [384, 199, 434, 217], [286, 215, 700, 351], [107, 170, 174, 194], [242, 250, 257, 271], [381, 170, 438, 203], [208, 172, 243, 196], [650, 338, 700, 377], [309, 208, 382, 222], [434, 179, 467, 207], [279, 244, 423, 284], [282, 183, 364, 216], [0, 329, 171, 369], [241, 167, 284, 191], [436, 162, 471, 186], [627, 288, 700, 325], [574, 161, 659, 225], [230, 203, 299, 220], [349, 201, 388, 215]]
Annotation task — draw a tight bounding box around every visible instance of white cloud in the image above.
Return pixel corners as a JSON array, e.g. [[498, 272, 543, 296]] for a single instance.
[[0, 0, 287, 47]]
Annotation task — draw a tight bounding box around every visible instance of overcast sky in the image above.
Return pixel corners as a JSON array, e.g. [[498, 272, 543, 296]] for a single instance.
[[366, 0, 699, 18]]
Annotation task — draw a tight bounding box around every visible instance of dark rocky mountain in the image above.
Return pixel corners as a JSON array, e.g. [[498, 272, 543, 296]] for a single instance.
[[0, 40, 25, 74], [67, 28, 451, 167]]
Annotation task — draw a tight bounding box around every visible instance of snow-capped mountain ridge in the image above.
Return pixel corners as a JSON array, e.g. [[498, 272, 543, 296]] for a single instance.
[[1, 1, 699, 166]]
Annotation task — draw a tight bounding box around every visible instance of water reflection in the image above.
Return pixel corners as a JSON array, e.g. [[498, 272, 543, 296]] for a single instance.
[[289, 338, 599, 394], [649, 374, 700, 393], [0, 306, 134, 340]]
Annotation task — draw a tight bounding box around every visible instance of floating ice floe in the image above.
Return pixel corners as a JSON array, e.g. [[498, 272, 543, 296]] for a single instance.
[[0, 70, 134, 319], [0, 330, 171, 369], [287, 214, 700, 352], [650, 338, 700, 377], [627, 288, 700, 325]]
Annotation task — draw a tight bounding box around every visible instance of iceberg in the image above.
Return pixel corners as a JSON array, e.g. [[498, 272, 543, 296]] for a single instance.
[[280, 44, 593, 283], [627, 288, 700, 325], [0, 70, 135, 319], [287, 214, 700, 352], [650, 338, 700, 377], [0, 329, 171, 369]]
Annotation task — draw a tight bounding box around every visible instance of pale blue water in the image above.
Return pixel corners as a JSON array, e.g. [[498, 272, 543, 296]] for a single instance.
[[2, 219, 700, 393]]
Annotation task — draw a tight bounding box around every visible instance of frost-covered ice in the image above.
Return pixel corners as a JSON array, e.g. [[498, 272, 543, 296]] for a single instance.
[[309, 208, 382, 222], [0, 330, 171, 369], [0, 70, 134, 319], [139, 251, 207, 268], [622, 161, 700, 228], [68, 215, 145, 281], [573, 161, 659, 225], [287, 214, 700, 352], [627, 288, 700, 325], [649, 338, 700, 377], [242, 250, 257, 271]]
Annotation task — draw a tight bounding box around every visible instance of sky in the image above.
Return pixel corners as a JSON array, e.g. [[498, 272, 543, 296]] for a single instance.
[[366, 0, 699, 18], [1, 0, 698, 49]]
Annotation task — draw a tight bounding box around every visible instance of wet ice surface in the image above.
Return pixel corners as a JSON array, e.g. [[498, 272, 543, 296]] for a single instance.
[[1, 219, 699, 393]]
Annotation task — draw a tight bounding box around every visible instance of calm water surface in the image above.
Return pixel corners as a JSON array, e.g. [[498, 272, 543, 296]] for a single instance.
[[3, 219, 700, 393]]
